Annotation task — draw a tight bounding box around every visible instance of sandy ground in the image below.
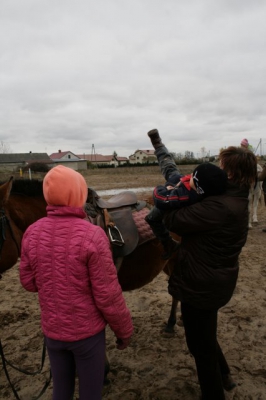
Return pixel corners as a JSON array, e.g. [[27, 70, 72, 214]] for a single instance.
[[0, 175, 266, 399]]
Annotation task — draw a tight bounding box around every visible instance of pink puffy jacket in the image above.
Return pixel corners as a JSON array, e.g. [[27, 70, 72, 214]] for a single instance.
[[20, 205, 133, 342]]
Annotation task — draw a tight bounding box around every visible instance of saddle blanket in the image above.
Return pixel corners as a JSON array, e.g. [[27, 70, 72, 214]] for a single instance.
[[132, 208, 155, 245]]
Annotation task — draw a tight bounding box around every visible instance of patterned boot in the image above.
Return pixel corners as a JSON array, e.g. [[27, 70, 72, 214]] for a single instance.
[[147, 129, 164, 149]]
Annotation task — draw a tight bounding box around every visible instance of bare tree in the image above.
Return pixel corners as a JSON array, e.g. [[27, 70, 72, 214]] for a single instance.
[[185, 151, 194, 159], [0, 141, 12, 153], [174, 152, 183, 161], [200, 147, 207, 158]]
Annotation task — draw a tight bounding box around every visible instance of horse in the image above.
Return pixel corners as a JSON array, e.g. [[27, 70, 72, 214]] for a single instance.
[[0, 177, 179, 334], [248, 164, 263, 229], [0, 178, 47, 275], [263, 179, 266, 206]]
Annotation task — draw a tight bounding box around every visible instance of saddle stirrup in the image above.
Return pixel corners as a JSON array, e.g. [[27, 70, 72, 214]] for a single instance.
[[108, 225, 124, 246], [103, 208, 125, 246]]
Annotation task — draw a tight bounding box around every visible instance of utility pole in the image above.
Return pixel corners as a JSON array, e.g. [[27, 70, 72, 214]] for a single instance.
[[91, 144, 96, 161], [254, 139, 262, 156]]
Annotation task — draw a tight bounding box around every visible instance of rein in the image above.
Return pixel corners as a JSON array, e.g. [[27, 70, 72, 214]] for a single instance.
[[0, 338, 51, 399], [0, 207, 21, 259], [0, 209, 7, 257]]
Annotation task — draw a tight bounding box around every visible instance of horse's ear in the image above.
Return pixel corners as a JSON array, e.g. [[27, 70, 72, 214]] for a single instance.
[[0, 177, 13, 207]]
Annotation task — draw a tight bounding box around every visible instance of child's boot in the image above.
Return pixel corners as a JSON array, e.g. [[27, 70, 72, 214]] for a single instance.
[[147, 129, 164, 149], [161, 237, 180, 260]]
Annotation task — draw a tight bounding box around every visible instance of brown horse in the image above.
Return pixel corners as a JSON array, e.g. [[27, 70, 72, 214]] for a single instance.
[[0, 178, 47, 275], [0, 177, 179, 333]]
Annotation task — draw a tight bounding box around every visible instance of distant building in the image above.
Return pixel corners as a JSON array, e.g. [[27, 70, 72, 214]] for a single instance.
[[0, 152, 53, 172], [76, 153, 129, 167], [116, 156, 129, 166], [49, 150, 87, 170], [129, 149, 157, 164], [50, 150, 79, 161]]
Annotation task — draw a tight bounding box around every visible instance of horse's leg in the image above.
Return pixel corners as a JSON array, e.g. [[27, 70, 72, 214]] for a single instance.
[[252, 195, 259, 224], [252, 186, 262, 224], [248, 190, 253, 229], [114, 257, 124, 272], [162, 297, 179, 337]]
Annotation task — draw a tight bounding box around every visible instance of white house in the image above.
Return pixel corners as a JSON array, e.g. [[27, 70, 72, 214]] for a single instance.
[[76, 154, 129, 167], [129, 149, 157, 164], [50, 150, 87, 170]]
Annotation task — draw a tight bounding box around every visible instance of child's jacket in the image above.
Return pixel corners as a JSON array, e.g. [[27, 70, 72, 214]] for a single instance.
[[20, 205, 133, 342], [153, 174, 199, 211]]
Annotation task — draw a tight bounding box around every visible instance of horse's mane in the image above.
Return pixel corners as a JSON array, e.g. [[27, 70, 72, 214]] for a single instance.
[[1, 179, 44, 197]]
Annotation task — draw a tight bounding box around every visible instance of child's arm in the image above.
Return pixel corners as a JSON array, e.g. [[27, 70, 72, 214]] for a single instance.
[[19, 231, 38, 292], [153, 184, 194, 211], [166, 181, 182, 190]]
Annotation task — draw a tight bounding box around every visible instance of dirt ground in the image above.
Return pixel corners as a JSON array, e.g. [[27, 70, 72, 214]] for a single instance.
[[81, 165, 196, 191], [0, 167, 266, 400]]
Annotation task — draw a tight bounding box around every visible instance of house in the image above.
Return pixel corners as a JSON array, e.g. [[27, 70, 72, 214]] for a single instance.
[[76, 153, 129, 167], [115, 156, 129, 166], [77, 153, 117, 167], [49, 150, 87, 170], [129, 149, 157, 164], [0, 152, 53, 172]]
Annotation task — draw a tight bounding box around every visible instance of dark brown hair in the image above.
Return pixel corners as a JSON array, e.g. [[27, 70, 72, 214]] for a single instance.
[[219, 146, 257, 187]]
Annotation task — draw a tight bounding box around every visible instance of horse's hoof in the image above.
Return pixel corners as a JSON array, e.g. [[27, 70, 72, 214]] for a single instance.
[[161, 329, 175, 338], [161, 322, 175, 337]]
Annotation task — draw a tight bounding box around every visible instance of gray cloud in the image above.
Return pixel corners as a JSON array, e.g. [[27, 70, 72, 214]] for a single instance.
[[1, 0, 266, 157]]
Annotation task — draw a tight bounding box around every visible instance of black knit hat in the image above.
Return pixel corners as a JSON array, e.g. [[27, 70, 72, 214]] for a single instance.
[[192, 163, 228, 196]]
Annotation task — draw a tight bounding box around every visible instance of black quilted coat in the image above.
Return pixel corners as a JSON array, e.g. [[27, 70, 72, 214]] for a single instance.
[[164, 181, 249, 310]]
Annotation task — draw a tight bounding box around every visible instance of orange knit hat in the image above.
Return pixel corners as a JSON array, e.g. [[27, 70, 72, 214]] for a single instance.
[[43, 165, 88, 207]]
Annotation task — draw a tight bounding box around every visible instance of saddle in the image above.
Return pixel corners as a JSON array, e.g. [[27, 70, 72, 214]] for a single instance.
[[95, 190, 145, 210], [85, 188, 151, 267]]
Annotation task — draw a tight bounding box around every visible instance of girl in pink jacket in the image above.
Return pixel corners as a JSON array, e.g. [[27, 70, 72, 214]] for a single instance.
[[20, 165, 133, 400]]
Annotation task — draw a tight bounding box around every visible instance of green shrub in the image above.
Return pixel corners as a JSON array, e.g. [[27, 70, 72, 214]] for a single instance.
[[22, 162, 50, 173]]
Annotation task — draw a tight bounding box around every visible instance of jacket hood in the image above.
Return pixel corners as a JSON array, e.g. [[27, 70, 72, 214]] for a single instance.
[[46, 205, 87, 219], [43, 165, 88, 207]]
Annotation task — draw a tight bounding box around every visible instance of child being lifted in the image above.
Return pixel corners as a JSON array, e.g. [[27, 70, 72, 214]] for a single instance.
[[146, 129, 228, 259]]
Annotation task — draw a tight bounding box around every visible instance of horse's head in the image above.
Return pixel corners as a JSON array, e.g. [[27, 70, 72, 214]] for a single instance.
[[0, 177, 13, 208], [0, 177, 22, 276], [0, 177, 47, 276], [86, 187, 100, 205]]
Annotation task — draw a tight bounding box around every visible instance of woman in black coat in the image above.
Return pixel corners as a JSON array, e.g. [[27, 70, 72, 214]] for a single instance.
[[164, 146, 257, 400]]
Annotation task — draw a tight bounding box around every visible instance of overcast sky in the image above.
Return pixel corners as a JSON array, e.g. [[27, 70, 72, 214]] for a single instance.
[[1, 0, 266, 158]]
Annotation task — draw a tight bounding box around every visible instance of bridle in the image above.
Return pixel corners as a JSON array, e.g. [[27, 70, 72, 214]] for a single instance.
[[0, 207, 21, 278]]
